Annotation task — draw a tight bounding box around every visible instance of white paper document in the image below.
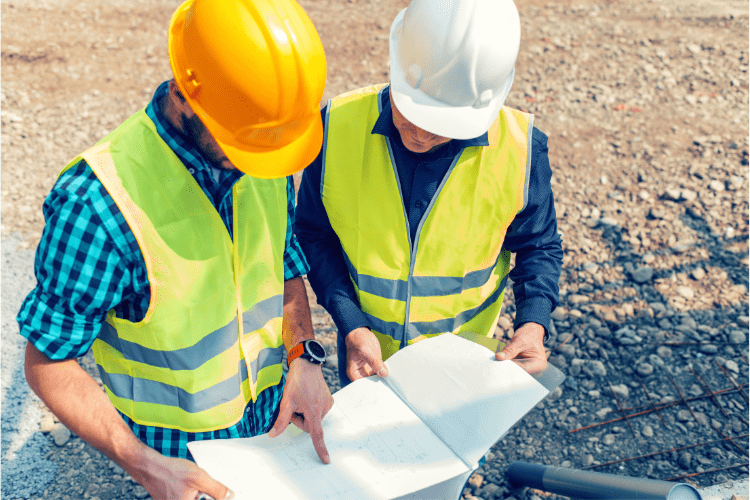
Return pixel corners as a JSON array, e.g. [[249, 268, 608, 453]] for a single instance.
[[188, 334, 564, 500]]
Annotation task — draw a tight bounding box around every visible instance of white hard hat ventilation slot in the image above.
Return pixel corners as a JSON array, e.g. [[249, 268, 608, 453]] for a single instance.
[[473, 89, 493, 109], [406, 64, 424, 90]]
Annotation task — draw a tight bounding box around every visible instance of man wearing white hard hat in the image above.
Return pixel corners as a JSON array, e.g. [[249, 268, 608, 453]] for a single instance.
[[297, 0, 563, 387]]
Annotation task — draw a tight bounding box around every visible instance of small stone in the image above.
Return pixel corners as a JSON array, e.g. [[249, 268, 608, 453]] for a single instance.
[[551, 307, 567, 321], [642, 253, 656, 264], [84, 483, 100, 498], [729, 330, 746, 344], [656, 346, 673, 358], [675, 286, 694, 299], [610, 384, 630, 399], [583, 454, 594, 466], [678, 452, 692, 469], [585, 360, 607, 377], [650, 302, 666, 314], [648, 354, 665, 367], [583, 262, 599, 274], [603, 434, 616, 445], [596, 408, 612, 419], [561, 460, 572, 468], [724, 360, 740, 373], [699, 344, 718, 354], [663, 188, 681, 200], [50, 423, 71, 446], [558, 344, 576, 357], [632, 266, 654, 283], [40, 413, 56, 433], [570, 294, 590, 304], [636, 363, 654, 376], [688, 384, 704, 397], [736, 316, 749, 328], [468, 473, 484, 489], [732, 419, 745, 434], [547, 386, 563, 402], [725, 226, 736, 239], [678, 409, 693, 421], [690, 267, 706, 280], [480, 483, 500, 498], [708, 180, 725, 191], [680, 189, 697, 202], [133, 485, 150, 499], [523, 447, 536, 459], [498, 316, 513, 330], [588, 390, 600, 398], [642, 425, 654, 437]]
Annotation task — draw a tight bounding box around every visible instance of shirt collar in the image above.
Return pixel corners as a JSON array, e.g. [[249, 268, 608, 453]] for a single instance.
[[371, 85, 490, 150]]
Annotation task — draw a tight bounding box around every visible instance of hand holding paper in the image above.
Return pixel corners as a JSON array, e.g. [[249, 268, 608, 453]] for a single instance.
[[495, 322, 548, 374], [344, 327, 389, 382], [189, 334, 564, 500]]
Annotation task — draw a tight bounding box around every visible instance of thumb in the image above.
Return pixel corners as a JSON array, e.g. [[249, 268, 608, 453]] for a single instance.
[[194, 468, 234, 500], [496, 344, 519, 361], [363, 349, 388, 377], [269, 398, 293, 438]]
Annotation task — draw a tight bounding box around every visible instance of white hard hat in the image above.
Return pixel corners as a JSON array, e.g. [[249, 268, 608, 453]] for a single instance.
[[389, 0, 521, 140]]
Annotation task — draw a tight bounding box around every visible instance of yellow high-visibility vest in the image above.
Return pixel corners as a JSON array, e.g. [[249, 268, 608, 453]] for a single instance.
[[61, 110, 287, 432], [321, 85, 532, 360]]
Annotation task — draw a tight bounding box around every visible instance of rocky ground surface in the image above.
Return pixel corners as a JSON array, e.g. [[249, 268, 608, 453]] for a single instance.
[[2, 0, 749, 498]]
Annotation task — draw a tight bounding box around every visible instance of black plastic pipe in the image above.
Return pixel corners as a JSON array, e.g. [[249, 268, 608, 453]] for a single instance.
[[506, 462, 702, 500]]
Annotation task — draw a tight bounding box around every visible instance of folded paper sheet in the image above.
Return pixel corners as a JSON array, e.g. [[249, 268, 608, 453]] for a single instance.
[[188, 334, 564, 500]]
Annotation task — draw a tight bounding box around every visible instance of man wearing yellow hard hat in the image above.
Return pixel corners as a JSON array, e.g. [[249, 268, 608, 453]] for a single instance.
[[18, 0, 331, 499], [297, 0, 564, 386]]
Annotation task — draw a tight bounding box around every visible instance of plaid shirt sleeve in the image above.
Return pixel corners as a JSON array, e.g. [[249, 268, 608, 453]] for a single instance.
[[16, 161, 143, 360], [282, 176, 310, 280]]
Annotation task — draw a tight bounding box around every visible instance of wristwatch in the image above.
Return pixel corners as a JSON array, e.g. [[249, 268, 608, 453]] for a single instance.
[[288, 339, 326, 365]]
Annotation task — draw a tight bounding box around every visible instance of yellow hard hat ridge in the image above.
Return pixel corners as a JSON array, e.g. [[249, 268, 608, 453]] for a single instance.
[[168, 0, 327, 178]]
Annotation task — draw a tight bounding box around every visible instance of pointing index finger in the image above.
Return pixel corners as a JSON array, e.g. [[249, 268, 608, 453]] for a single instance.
[[308, 414, 330, 464]]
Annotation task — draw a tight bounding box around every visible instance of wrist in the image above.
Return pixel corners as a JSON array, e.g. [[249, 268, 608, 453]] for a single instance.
[[288, 339, 326, 366], [345, 327, 371, 349], [288, 356, 323, 370], [516, 322, 548, 343], [119, 439, 162, 486]]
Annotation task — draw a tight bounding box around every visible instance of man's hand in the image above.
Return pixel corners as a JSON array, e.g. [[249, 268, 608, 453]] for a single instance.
[[345, 327, 389, 382], [131, 446, 233, 500], [495, 322, 548, 374], [268, 358, 334, 464], [24, 342, 233, 500]]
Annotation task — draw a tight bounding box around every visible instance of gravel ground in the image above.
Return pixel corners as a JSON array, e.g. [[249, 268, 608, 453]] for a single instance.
[[1, 0, 748, 498]]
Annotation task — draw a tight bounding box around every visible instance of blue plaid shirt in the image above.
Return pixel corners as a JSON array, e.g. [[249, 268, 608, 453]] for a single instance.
[[17, 80, 309, 459]]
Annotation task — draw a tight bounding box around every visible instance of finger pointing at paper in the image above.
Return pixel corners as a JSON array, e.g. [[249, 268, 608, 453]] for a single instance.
[[269, 356, 334, 463]]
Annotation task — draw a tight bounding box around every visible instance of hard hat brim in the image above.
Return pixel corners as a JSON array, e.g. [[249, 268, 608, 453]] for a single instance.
[[388, 9, 516, 140], [216, 112, 323, 179]]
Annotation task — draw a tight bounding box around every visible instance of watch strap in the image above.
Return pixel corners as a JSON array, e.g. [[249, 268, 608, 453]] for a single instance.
[[288, 342, 305, 364]]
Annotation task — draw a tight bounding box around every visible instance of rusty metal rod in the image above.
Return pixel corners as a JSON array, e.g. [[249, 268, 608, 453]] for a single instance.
[[569, 386, 747, 434], [667, 463, 749, 482], [581, 434, 749, 470]]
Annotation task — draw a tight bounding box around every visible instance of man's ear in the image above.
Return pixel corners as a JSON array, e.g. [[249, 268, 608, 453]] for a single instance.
[[169, 79, 186, 102]]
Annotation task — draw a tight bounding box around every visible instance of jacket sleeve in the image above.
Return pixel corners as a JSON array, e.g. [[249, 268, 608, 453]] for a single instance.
[[295, 108, 370, 338], [503, 127, 564, 334]]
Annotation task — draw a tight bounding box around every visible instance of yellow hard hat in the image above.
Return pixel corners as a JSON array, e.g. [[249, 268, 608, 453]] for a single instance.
[[168, 0, 326, 178]]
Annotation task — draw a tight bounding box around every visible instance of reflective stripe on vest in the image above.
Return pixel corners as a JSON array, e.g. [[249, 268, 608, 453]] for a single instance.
[[63, 110, 287, 432], [321, 85, 531, 360]]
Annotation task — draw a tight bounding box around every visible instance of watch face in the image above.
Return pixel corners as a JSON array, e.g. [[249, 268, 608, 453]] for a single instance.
[[307, 340, 326, 359]]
